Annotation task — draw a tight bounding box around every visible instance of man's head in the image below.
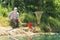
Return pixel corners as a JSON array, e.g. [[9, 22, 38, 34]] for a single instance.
[[14, 7, 17, 13]]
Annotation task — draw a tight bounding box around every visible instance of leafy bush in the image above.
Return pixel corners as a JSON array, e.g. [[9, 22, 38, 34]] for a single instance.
[[0, 4, 12, 17], [0, 17, 9, 27], [20, 12, 36, 23]]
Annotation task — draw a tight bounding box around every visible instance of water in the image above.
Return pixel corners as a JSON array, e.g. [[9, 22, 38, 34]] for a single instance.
[[0, 33, 60, 40]]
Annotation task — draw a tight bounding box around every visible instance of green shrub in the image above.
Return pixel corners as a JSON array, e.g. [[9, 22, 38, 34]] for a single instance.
[[20, 12, 36, 23]]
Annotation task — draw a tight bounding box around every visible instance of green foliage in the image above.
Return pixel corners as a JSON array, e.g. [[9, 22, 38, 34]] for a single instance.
[[0, 4, 12, 17], [20, 12, 36, 23], [0, 0, 60, 32], [0, 17, 9, 27], [40, 0, 60, 32]]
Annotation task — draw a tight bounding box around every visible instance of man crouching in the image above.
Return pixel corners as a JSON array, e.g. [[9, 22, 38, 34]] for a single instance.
[[9, 7, 19, 28]]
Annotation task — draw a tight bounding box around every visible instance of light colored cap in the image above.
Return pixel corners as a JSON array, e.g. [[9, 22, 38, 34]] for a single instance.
[[14, 7, 17, 10]]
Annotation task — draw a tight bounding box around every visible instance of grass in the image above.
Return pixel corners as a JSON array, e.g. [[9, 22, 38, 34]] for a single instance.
[[0, 17, 9, 27]]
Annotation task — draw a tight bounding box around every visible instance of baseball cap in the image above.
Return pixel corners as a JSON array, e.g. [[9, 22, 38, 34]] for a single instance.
[[14, 7, 17, 10]]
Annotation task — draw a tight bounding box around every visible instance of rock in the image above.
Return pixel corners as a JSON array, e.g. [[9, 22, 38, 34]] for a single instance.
[[0, 27, 8, 35], [0, 26, 36, 36]]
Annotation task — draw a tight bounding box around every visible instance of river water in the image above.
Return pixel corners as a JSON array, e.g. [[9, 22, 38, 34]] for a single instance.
[[0, 33, 60, 40]]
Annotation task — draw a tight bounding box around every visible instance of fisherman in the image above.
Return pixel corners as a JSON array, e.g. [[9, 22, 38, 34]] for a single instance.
[[9, 7, 19, 28]]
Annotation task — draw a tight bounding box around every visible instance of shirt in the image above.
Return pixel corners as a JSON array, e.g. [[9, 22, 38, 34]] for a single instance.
[[9, 11, 19, 20]]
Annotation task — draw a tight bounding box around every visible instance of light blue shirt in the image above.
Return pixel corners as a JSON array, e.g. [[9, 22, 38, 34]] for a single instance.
[[9, 11, 19, 20]]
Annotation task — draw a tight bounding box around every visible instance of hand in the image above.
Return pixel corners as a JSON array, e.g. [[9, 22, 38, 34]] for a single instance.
[[14, 17, 16, 20]]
